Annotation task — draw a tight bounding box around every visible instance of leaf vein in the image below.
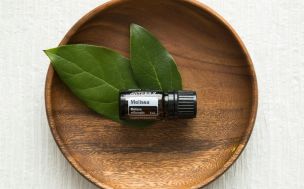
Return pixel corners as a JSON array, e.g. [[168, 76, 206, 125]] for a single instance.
[[140, 44, 163, 90], [50, 53, 119, 92]]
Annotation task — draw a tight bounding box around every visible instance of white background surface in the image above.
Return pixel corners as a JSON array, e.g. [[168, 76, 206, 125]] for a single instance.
[[1, 0, 304, 188]]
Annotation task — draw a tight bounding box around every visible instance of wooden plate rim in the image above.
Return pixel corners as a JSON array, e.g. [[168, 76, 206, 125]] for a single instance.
[[44, 0, 258, 188]]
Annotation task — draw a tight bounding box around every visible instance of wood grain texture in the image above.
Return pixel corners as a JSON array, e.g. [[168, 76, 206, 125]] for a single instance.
[[45, 0, 257, 188], [5, 0, 304, 189]]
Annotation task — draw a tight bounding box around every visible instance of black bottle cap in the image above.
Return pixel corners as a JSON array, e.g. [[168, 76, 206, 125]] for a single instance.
[[176, 91, 197, 118], [166, 91, 197, 119]]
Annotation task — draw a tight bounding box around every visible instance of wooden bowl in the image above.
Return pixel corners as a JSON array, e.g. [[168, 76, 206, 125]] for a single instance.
[[45, 0, 258, 188]]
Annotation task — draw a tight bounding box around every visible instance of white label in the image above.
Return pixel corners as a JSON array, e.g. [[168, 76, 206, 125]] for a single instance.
[[128, 97, 158, 107], [127, 97, 158, 116]]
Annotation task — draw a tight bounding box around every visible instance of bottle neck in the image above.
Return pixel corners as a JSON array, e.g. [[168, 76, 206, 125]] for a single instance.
[[164, 92, 178, 118]]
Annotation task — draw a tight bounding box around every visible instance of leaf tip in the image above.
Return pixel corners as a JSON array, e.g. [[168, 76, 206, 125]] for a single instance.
[[43, 48, 56, 56], [130, 23, 139, 28], [43, 49, 51, 58], [130, 23, 144, 33]]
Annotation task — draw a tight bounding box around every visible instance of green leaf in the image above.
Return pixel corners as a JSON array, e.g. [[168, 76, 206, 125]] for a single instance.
[[44, 44, 138, 122], [130, 24, 182, 91]]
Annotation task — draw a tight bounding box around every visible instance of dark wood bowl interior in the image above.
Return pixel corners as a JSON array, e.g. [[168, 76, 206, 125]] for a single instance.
[[45, 0, 258, 188]]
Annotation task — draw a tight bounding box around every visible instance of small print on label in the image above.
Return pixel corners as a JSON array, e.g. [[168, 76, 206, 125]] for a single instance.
[[127, 97, 158, 116]]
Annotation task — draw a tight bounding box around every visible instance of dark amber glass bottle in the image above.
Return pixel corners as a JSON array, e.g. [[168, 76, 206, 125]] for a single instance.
[[119, 90, 197, 120]]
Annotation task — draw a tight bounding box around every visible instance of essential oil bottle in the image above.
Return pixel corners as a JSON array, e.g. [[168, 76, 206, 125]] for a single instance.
[[119, 90, 197, 120]]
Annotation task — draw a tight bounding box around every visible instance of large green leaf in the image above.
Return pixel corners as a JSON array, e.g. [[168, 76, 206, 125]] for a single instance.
[[130, 24, 182, 91], [44, 44, 138, 122]]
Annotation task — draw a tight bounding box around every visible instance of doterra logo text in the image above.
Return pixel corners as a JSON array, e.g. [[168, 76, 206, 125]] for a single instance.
[[130, 91, 157, 95]]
